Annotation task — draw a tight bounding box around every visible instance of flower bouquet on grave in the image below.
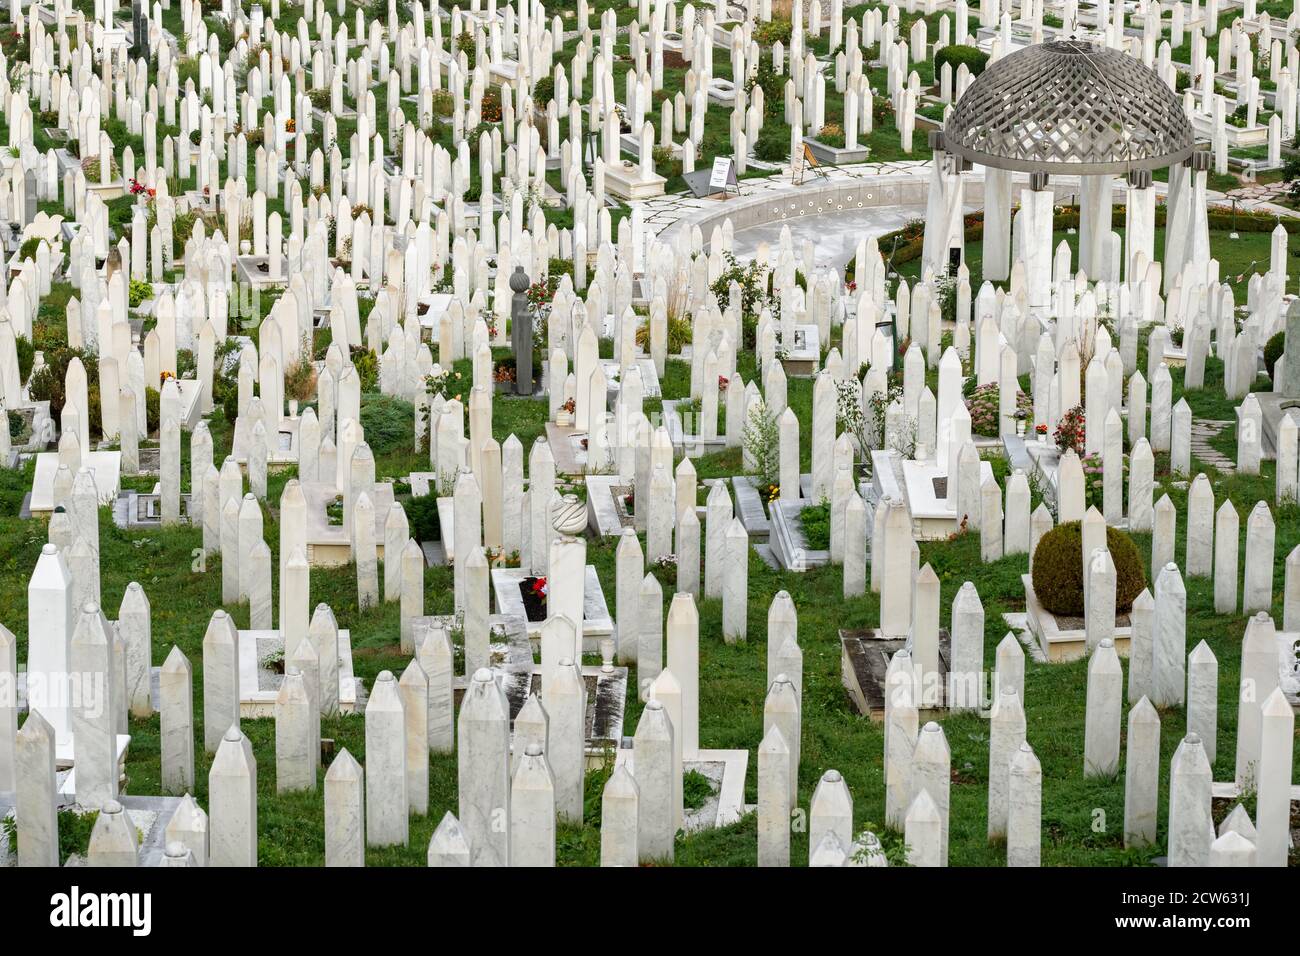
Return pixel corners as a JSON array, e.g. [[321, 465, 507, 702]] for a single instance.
[[520, 575, 548, 622], [718, 374, 730, 392], [1035, 422, 1049, 444], [1054, 404, 1086, 456]]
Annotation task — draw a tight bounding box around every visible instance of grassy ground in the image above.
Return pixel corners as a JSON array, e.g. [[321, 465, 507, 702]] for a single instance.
[[898, 225, 1278, 293], [12, 1, 1295, 867], [4, 310, 1297, 865]]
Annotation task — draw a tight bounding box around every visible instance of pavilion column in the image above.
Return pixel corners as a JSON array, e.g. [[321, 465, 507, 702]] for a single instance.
[[982, 166, 1013, 282], [1124, 169, 1156, 284], [1078, 173, 1114, 281], [1022, 171, 1054, 318]]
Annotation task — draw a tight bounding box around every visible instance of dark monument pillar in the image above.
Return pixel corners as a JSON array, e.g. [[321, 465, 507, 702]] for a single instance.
[[510, 265, 533, 396], [132, 0, 147, 57]]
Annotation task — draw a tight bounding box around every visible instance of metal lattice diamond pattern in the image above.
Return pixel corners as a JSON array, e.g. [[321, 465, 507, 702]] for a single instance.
[[943, 41, 1194, 176]]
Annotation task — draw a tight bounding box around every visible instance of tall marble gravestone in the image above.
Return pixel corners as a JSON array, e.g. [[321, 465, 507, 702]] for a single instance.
[[1283, 300, 1300, 410], [22, 170, 36, 228], [510, 267, 533, 397], [1259, 299, 1300, 454]]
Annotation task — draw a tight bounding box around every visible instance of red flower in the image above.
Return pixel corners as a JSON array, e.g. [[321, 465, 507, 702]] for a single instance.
[[531, 577, 548, 598], [718, 375, 729, 392]]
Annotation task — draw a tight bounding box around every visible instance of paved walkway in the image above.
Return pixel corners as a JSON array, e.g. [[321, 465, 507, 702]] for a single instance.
[[637, 158, 935, 241], [1190, 419, 1236, 474]]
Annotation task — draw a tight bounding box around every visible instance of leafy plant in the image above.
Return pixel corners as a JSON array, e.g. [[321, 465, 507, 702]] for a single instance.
[[17, 236, 45, 260], [14, 334, 34, 384], [407, 493, 441, 542], [284, 356, 318, 404], [454, 29, 476, 70], [532, 75, 554, 106], [799, 501, 830, 550], [128, 279, 153, 308], [358, 393, 414, 456], [933, 44, 989, 78], [835, 378, 870, 454], [965, 382, 1031, 438], [27, 347, 98, 425], [430, 90, 455, 117], [742, 398, 780, 487], [682, 769, 716, 811], [349, 347, 379, 392], [752, 17, 793, 45], [1031, 521, 1146, 617], [753, 121, 792, 161], [2, 807, 99, 865], [636, 313, 692, 354], [1054, 404, 1086, 456], [1265, 330, 1284, 379]]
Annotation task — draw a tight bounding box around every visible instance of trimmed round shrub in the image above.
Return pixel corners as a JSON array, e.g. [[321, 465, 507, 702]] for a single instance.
[[1265, 330, 1284, 380], [933, 44, 989, 79], [1031, 521, 1146, 617]]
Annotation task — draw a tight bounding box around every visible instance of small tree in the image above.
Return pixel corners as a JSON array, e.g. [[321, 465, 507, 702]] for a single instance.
[[742, 398, 780, 490]]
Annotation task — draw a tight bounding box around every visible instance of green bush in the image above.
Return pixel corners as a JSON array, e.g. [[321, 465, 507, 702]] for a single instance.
[[454, 30, 476, 70], [1265, 330, 1284, 379], [933, 44, 989, 79], [753, 18, 792, 45], [14, 335, 34, 385], [1031, 521, 1146, 617], [799, 502, 831, 551], [129, 279, 153, 308], [358, 393, 414, 456], [18, 236, 44, 260], [350, 347, 379, 392], [28, 347, 98, 425], [532, 76, 554, 106], [754, 123, 791, 162], [407, 493, 441, 543], [221, 385, 240, 425], [145, 387, 161, 435], [746, 61, 786, 116]]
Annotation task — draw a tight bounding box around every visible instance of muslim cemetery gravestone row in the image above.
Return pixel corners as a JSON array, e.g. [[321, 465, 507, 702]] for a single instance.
[[0, 0, 1295, 879]]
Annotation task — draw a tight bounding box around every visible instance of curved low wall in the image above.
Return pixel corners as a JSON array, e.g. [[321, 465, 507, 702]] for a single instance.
[[655, 168, 989, 247], [652, 165, 1184, 253]]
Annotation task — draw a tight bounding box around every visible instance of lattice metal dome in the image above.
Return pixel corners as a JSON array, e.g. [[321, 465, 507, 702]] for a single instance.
[[942, 40, 1194, 176]]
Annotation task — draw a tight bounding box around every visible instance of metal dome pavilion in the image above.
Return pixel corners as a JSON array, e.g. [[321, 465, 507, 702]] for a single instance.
[[942, 40, 1195, 177]]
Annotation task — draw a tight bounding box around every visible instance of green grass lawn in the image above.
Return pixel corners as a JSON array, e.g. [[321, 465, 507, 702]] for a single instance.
[[899, 225, 1277, 293], [3, 310, 1296, 865], [13, 0, 1296, 868]]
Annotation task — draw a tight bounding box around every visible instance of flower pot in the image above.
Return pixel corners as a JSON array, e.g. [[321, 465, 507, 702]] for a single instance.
[[1016, 421, 1026, 437]]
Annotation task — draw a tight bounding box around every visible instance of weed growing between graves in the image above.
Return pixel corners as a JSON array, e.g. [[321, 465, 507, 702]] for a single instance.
[[798, 502, 831, 551]]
